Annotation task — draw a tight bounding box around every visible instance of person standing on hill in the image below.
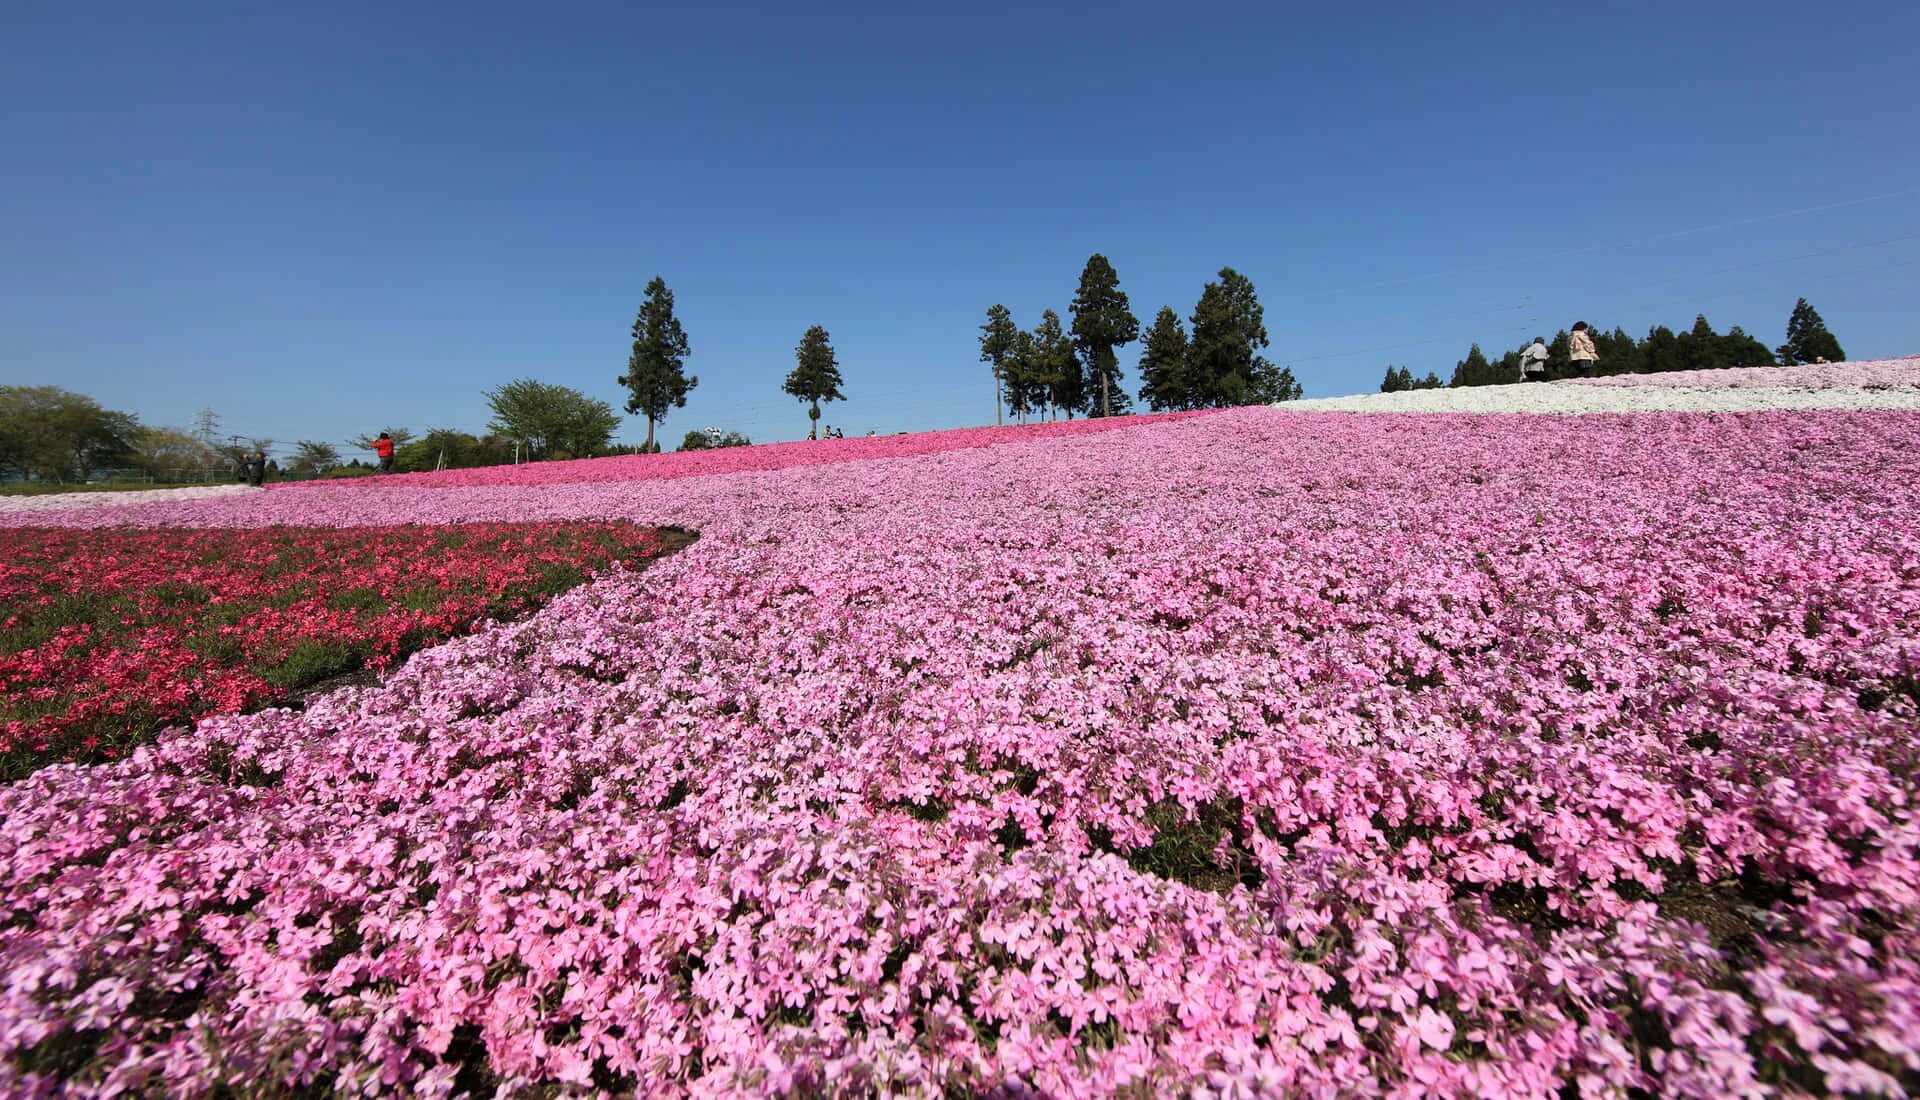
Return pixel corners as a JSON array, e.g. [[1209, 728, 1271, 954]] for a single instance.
[[1520, 337, 1549, 382], [1569, 322, 1599, 377], [372, 431, 395, 473]]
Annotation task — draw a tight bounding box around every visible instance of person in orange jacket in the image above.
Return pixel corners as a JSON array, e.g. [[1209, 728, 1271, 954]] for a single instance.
[[372, 431, 395, 473]]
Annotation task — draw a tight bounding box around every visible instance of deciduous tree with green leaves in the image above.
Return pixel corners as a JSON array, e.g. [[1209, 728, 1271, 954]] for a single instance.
[[618, 277, 695, 453], [783, 325, 846, 436], [289, 441, 341, 475], [350, 427, 415, 452], [1069, 254, 1139, 418], [678, 428, 751, 451], [0, 385, 141, 482], [978, 304, 1020, 427], [128, 426, 220, 479], [485, 378, 621, 460], [394, 429, 512, 472], [1777, 297, 1845, 365]]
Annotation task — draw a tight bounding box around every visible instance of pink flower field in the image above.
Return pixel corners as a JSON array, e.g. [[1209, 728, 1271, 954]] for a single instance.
[[3, 407, 1919, 1097]]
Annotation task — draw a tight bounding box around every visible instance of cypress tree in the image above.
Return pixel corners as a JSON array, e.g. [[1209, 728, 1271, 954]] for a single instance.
[[783, 325, 846, 435], [1777, 297, 1845, 365], [1543, 330, 1573, 379], [1003, 330, 1041, 424], [1069, 254, 1140, 418], [617, 277, 695, 453], [1136, 307, 1191, 411], [978, 304, 1020, 425], [1596, 327, 1645, 375], [1679, 315, 1731, 372], [1258, 364, 1303, 402], [1719, 325, 1775, 368], [1187, 268, 1270, 407], [1449, 344, 1495, 387], [1642, 325, 1683, 374], [1032, 310, 1082, 420]]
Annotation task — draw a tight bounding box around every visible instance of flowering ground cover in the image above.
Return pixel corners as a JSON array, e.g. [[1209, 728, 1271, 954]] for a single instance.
[[2, 407, 1919, 1096], [314, 411, 1201, 493], [1565, 358, 1920, 390], [0, 485, 256, 515], [0, 521, 685, 781]]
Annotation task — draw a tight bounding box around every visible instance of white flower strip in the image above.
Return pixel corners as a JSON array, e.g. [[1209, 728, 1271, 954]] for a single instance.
[[0, 483, 258, 514], [1566, 358, 1920, 390], [1276, 357, 1920, 414]]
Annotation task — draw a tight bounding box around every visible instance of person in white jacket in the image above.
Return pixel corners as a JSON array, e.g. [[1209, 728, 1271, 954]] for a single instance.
[[1520, 337, 1549, 382], [1569, 322, 1599, 377]]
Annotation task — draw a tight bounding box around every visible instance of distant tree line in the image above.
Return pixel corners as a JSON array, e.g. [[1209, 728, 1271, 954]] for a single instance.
[[1137, 268, 1303, 410], [0, 386, 143, 483], [1432, 297, 1847, 388], [678, 427, 753, 451], [981, 258, 1303, 423], [7, 286, 1855, 485], [1378, 368, 1446, 393]]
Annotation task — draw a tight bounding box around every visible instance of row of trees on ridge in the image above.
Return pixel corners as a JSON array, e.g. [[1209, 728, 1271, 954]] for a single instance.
[[3, 289, 1860, 484], [1401, 298, 1849, 391], [616, 276, 846, 448], [979, 258, 1303, 423]]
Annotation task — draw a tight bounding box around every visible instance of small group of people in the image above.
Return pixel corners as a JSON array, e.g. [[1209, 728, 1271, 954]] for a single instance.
[[240, 450, 268, 487], [811, 425, 846, 440], [1518, 321, 1601, 382]]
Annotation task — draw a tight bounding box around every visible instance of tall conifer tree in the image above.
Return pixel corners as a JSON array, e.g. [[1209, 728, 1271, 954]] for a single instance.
[[1187, 268, 1270, 407], [1069, 254, 1140, 418], [1136, 307, 1191, 411], [783, 325, 846, 435], [618, 277, 695, 453], [1777, 298, 1845, 365], [1031, 310, 1081, 421], [978, 304, 1020, 426]]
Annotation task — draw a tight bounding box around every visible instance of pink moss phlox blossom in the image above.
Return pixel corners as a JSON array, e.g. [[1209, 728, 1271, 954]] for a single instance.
[[2, 407, 1918, 1095]]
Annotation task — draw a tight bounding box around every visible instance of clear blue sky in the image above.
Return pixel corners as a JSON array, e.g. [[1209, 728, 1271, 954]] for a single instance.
[[4, 0, 1917, 456]]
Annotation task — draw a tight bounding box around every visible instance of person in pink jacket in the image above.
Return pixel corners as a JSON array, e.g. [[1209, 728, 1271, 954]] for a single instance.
[[1569, 321, 1599, 377]]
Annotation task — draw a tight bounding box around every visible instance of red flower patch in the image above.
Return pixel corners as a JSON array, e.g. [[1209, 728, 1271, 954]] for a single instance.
[[0, 521, 685, 779]]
